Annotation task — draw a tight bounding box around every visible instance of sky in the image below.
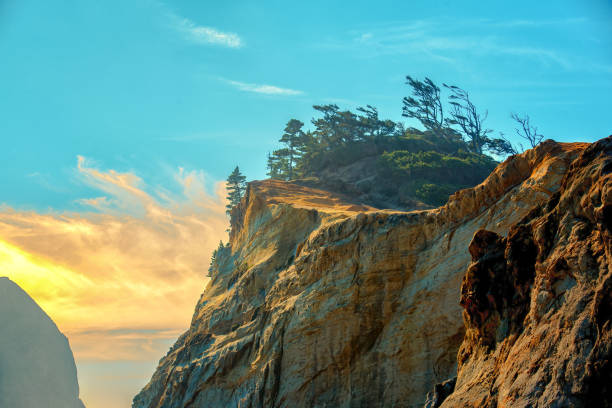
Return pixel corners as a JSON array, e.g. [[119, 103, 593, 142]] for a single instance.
[[0, 0, 611, 407]]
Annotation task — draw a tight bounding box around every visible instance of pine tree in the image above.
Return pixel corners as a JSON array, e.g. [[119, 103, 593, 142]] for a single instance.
[[312, 104, 341, 148], [443, 84, 491, 154], [279, 119, 305, 180], [356, 105, 398, 139], [226, 166, 246, 215], [266, 151, 289, 180], [402, 76, 445, 132], [208, 240, 230, 276]]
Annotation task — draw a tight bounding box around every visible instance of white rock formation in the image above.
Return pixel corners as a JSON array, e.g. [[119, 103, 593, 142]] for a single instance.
[[0, 277, 85, 408]]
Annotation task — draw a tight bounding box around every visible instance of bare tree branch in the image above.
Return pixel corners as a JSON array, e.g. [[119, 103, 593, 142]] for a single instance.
[[511, 113, 543, 148]]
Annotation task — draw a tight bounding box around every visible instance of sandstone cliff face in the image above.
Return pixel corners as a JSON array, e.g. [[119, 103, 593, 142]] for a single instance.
[[439, 136, 611, 407], [133, 140, 588, 408]]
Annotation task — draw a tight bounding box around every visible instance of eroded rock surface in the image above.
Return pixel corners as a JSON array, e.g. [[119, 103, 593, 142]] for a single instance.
[[441, 136, 612, 407], [423, 377, 456, 408], [133, 140, 589, 408]]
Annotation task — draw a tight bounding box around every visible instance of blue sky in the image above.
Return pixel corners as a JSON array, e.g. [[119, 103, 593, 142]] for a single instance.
[[1, 0, 611, 212]]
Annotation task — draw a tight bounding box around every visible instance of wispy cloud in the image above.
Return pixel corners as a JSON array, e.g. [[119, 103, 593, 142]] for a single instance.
[[168, 12, 243, 48], [221, 78, 304, 96], [0, 157, 228, 361], [490, 17, 588, 28], [322, 17, 595, 71], [69, 328, 183, 361]]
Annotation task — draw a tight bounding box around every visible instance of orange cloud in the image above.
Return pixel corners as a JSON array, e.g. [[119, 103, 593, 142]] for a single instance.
[[0, 157, 228, 362]]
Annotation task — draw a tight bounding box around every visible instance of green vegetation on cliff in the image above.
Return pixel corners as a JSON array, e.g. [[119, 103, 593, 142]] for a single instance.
[[265, 76, 537, 209], [379, 146, 496, 206]]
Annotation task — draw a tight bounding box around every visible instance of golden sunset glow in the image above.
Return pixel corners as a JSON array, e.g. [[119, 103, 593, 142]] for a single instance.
[[0, 158, 228, 364], [0, 239, 94, 328]]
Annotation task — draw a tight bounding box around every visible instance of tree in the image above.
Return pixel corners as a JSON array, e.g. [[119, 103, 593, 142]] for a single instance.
[[357, 105, 397, 139], [443, 84, 492, 154], [312, 104, 341, 148], [310, 104, 398, 147], [266, 119, 307, 181], [335, 109, 360, 144], [226, 166, 246, 215], [402, 76, 445, 132], [267, 149, 290, 180], [292, 130, 318, 176], [279, 119, 305, 180], [266, 151, 286, 180], [208, 240, 230, 276], [511, 113, 543, 149], [311, 104, 364, 147], [487, 132, 519, 156]]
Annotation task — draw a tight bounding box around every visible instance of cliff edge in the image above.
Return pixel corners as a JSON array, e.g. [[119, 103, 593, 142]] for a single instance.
[[437, 136, 611, 407], [133, 139, 595, 407]]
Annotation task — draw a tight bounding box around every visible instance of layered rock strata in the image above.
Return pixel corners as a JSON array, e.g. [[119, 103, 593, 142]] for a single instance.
[[134, 140, 588, 408]]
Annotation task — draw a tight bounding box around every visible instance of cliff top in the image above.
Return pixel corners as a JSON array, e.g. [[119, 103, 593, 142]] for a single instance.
[[247, 178, 379, 213], [247, 140, 588, 218]]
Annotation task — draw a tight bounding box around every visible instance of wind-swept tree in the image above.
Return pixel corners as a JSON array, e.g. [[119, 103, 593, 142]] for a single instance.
[[311, 104, 344, 148], [226, 166, 246, 215], [487, 132, 519, 156], [335, 109, 361, 144], [402, 76, 445, 132], [357, 105, 398, 139], [511, 113, 543, 149], [443, 84, 492, 154], [292, 129, 318, 176], [311, 104, 398, 147]]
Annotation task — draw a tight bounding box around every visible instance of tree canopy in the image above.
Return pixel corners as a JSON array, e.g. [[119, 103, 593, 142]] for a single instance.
[[402, 76, 444, 132], [443, 83, 492, 154], [262, 74, 542, 207]]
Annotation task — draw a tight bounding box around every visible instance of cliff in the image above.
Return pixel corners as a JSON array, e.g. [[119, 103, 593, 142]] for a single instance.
[[0, 277, 85, 408], [438, 136, 611, 407], [133, 139, 599, 408]]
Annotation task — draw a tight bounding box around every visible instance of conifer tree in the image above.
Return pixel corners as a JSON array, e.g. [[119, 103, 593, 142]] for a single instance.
[[443, 84, 492, 154], [225, 166, 246, 215], [402, 76, 445, 132], [312, 104, 341, 148], [266, 152, 280, 179], [267, 151, 289, 180], [279, 119, 305, 180], [356, 105, 397, 139]]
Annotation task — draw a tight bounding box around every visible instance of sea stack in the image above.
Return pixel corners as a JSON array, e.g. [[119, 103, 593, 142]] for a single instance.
[[0, 277, 85, 408]]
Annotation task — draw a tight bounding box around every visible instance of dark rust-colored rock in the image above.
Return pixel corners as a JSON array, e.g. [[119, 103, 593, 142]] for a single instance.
[[442, 136, 612, 407], [424, 377, 457, 408]]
